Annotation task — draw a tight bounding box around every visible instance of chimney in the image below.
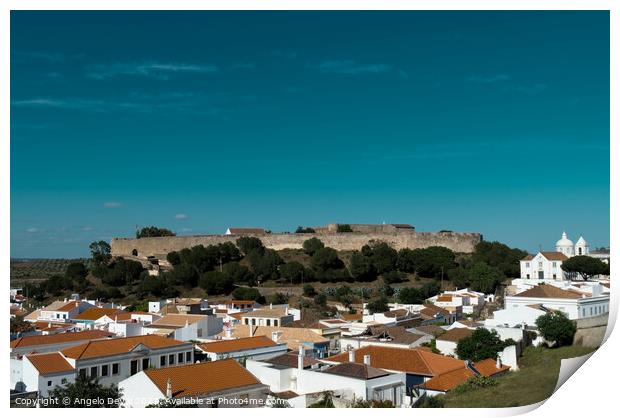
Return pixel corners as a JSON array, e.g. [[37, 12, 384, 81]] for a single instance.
[[166, 378, 172, 398], [298, 346, 306, 370], [248, 323, 255, 337], [363, 354, 371, 366], [496, 357, 502, 369], [348, 350, 355, 362], [225, 327, 232, 339], [270, 303, 273, 309]]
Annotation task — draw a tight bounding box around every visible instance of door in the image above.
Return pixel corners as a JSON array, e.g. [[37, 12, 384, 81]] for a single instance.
[[142, 358, 150, 371], [130, 360, 138, 375], [538, 271, 544, 280]]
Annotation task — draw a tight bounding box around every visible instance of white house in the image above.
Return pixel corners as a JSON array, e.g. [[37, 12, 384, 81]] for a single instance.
[[196, 336, 288, 362], [142, 313, 223, 341], [119, 359, 269, 408], [246, 347, 408, 407], [10, 329, 114, 356], [240, 308, 295, 327], [503, 284, 609, 320], [20, 353, 76, 397], [28, 300, 94, 323]]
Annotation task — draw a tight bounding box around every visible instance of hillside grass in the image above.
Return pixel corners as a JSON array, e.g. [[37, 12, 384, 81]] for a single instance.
[[441, 345, 597, 408]]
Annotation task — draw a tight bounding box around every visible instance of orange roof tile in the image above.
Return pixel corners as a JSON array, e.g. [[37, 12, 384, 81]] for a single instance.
[[473, 358, 511, 376], [10, 330, 113, 349], [540, 251, 569, 261], [325, 346, 465, 377], [436, 327, 473, 343], [61, 335, 190, 360], [74, 308, 124, 321], [26, 353, 74, 375], [57, 301, 81, 312], [515, 284, 583, 299], [198, 336, 277, 353], [422, 366, 475, 392], [144, 359, 262, 397], [146, 314, 206, 328]]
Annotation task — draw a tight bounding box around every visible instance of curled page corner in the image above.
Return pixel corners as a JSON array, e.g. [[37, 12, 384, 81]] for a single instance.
[[554, 352, 596, 393]]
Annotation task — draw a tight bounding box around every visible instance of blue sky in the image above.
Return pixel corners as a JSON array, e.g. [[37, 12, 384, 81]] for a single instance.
[[10, 11, 610, 258]]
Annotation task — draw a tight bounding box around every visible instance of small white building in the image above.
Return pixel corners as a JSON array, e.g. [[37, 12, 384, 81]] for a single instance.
[[246, 348, 408, 407], [120, 359, 269, 408], [197, 336, 288, 362], [142, 313, 223, 341]]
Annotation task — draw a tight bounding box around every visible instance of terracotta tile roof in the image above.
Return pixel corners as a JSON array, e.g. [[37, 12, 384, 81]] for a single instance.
[[144, 359, 262, 398], [421, 366, 475, 392], [26, 353, 74, 375], [323, 362, 389, 380], [61, 335, 189, 360], [271, 390, 299, 399], [540, 251, 569, 261], [521, 255, 535, 261], [218, 326, 327, 351], [24, 309, 41, 321], [514, 284, 583, 299], [56, 301, 82, 312], [198, 336, 277, 353], [325, 346, 465, 377], [473, 358, 511, 376], [420, 304, 451, 318], [383, 309, 409, 318], [241, 308, 290, 319], [228, 300, 256, 305], [420, 359, 510, 392], [74, 308, 124, 321], [340, 312, 363, 321], [264, 353, 319, 369], [436, 328, 473, 343], [370, 326, 425, 345], [146, 314, 207, 328], [437, 295, 453, 302], [10, 330, 113, 349], [413, 325, 446, 338]]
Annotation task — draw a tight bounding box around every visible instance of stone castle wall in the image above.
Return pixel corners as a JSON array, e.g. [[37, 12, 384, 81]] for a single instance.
[[110, 230, 483, 258]]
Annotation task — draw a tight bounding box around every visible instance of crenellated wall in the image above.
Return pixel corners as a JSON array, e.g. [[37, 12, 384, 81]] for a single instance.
[[110, 230, 482, 258]]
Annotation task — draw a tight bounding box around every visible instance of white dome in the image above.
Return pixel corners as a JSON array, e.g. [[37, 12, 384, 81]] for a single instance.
[[556, 232, 573, 247], [576, 236, 588, 246]]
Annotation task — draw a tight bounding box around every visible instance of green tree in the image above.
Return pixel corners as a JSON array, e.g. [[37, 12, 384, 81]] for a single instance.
[[232, 286, 263, 302], [303, 237, 325, 255], [279, 261, 306, 284], [313, 293, 327, 306], [295, 226, 315, 233], [472, 241, 528, 277], [136, 226, 175, 238], [199, 271, 234, 295], [223, 262, 257, 285], [336, 224, 353, 233], [43, 374, 123, 408], [467, 262, 504, 294], [415, 396, 445, 408], [311, 247, 344, 272], [166, 251, 181, 266], [303, 284, 317, 297], [362, 241, 398, 274], [349, 251, 377, 282], [535, 311, 577, 347], [89, 240, 112, 266], [308, 391, 335, 408], [367, 297, 389, 314], [65, 262, 88, 281], [248, 249, 283, 280], [236, 236, 264, 255], [561, 256, 608, 281], [456, 328, 509, 362], [397, 246, 455, 278]]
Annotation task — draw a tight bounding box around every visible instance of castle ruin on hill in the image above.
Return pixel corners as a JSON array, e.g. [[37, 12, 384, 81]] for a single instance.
[[110, 223, 483, 259]]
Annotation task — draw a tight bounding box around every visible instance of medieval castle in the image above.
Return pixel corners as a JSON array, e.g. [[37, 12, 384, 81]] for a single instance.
[[110, 223, 483, 259]]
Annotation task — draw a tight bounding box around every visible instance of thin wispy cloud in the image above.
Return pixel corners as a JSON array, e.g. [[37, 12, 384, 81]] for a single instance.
[[26, 227, 40, 233], [467, 74, 512, 83], [315, 60, 392, 75], [174, 213, 189, 220], [86, 61, 219, 80], [104, 202, 123, 208]]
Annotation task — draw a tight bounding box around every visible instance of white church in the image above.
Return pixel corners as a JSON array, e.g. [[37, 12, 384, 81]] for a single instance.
[[519, 232, 589, 281]]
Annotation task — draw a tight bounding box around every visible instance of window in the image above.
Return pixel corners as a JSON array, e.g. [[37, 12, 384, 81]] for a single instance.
[[101, 365, 109, 377], [266, 319, 271, 326], [90, 366, 98, 378], [525, 262, 530, 268], [178, 353, 184, 364], [273, 320, 279, 326], [538, 262, 543, 269], [79, 368, 87, 378], [552, 262, 557, 268], [197, 329, 203, 338], [169, 354, 175, 365], [244, 318, 249, 325], [251, 319, 256, 325], [47, 380, 52, 387], [186, 352, 192, 363], [160, 356, 167, 367], [112, 363, 120, 375], [61, 378, 67, 384]]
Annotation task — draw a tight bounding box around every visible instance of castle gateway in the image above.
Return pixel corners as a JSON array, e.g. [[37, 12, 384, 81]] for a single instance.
[[110, 224, 482, 259]]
